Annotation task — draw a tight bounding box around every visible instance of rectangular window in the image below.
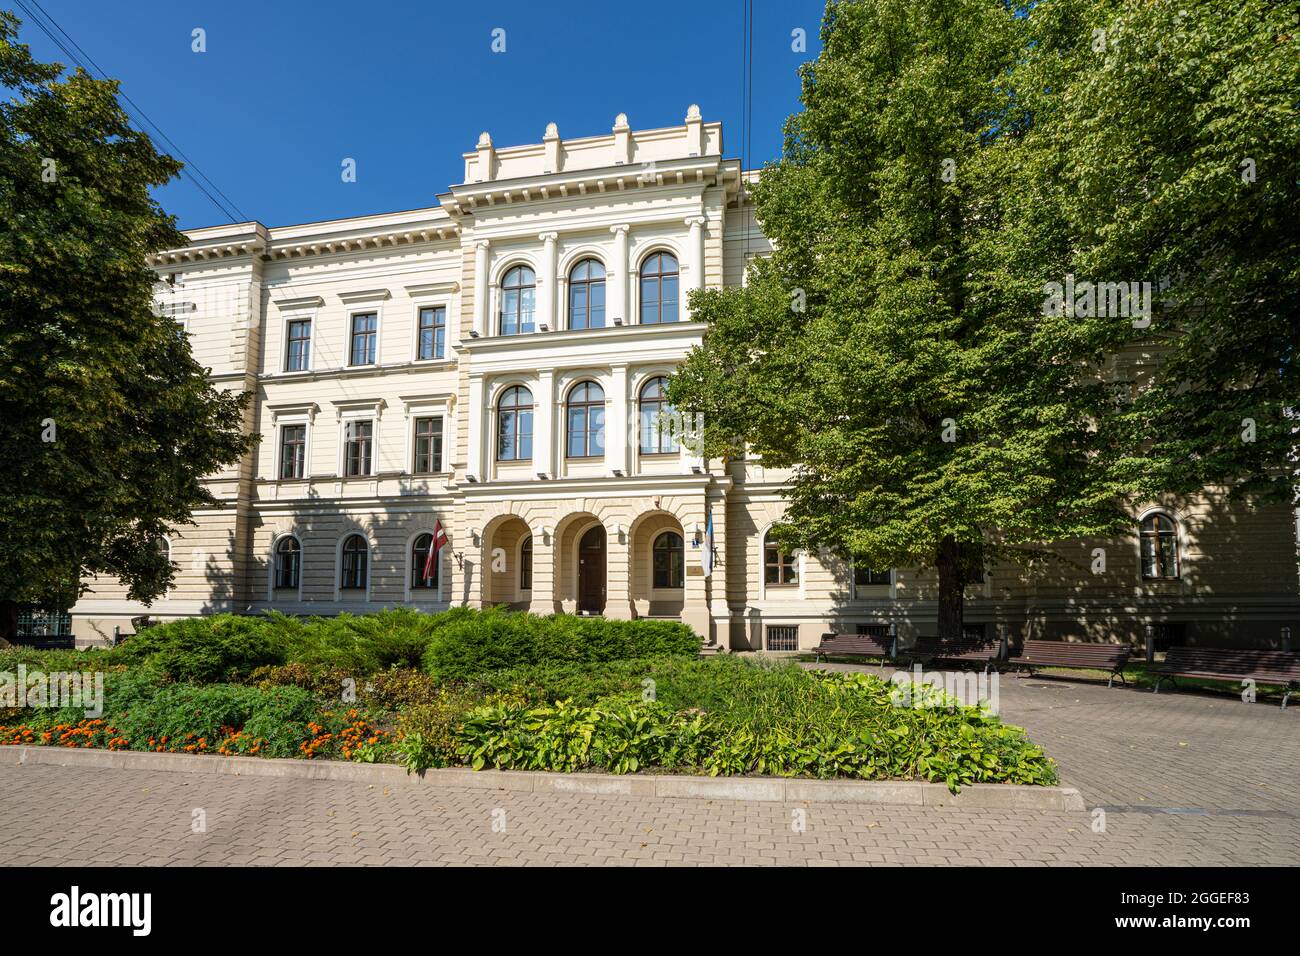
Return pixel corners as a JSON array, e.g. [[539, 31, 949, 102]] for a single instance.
[[279, 424, 306, 479], [285, 319, 312, 371], [764, 543, 798, 586], [853, 565, 891, 587], [344, 420, 373, 476], [417, 306, 446, 361], [349, 313, 377, 366], [765, 625, 799, 652], [413, 417, 443, 474]]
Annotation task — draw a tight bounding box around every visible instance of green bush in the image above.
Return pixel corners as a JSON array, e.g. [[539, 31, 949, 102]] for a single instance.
[[394, 689, 480, 773], [116, 615, 285, 682], [112, 683, 319, 758], [451, 660, 1058, 791], [422, 610, 701, 679]]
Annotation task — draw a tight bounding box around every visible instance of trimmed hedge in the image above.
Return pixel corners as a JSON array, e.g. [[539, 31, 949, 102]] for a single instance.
[[420, 609, 702, 680]]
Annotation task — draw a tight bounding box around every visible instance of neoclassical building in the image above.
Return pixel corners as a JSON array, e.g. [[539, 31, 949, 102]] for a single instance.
[[72, 109, 1299, 651]]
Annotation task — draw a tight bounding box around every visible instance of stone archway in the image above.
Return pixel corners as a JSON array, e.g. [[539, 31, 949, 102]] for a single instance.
[[481, 513, 533, 610], [629, 511, 687, 619]]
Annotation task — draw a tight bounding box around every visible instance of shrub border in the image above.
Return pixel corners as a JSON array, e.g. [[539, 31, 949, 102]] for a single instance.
[[10, 746, 1086, 811]]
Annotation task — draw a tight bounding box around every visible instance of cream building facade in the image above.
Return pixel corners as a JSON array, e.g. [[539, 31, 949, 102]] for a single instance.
[[72, 109, 1299, 651]]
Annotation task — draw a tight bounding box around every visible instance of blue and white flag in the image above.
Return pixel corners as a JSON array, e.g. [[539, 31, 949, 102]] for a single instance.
[[701, 509, 714, 578]]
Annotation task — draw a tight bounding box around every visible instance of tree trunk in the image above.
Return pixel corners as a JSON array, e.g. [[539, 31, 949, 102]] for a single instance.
[[0, 600, 18, 648], [935, 536, 965, 641]]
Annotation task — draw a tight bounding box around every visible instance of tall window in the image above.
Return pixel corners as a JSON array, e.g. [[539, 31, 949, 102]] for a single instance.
[[418, 306, 446, 360], [343, 420, 373, 476], [285, 319, 312, 371], [274, 537, 300, 589], [638, 376, 679, 455], [279, 424, 306, 479], [854, 564, 891, 587], [566, 381, 605, 458], [520, 535, 533, 591], [500, 266, 536, 336], [497, 386, 534, 461], [639, 252, 679, 324], [413, 417, 443, 474], [349, 313, 378, 366], [653, 531, 684, 589], [568, 259, 606, 329], [340, 534, 368, 590], [1140, 513, 1180, 579], [411, 533, 438, 590], [764, 536, 798, 586]]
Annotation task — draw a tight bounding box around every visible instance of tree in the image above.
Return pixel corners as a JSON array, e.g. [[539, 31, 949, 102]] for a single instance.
[[1017, 0, 1299, 509], [0, 12, 254, 644], [669, 0, 1144, 639]]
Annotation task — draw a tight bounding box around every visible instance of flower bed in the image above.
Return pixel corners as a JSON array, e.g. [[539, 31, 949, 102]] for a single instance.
[[0, 610, 1058, 791]]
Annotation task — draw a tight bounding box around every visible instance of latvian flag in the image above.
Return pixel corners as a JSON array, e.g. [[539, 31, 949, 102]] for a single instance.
[[423, 519, 448, 582]]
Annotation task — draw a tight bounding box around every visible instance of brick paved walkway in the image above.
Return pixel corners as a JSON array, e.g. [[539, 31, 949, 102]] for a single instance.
[[1, 667, 1296, 866]]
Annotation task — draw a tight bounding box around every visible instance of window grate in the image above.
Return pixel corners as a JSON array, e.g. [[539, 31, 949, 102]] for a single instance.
[[766, 625, 799, 652]]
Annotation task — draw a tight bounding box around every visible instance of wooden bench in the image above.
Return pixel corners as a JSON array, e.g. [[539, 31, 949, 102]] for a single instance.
[[1007, 640, 1131, 688], [905, 637, 1004, 672], [1151, 647, 1300, 709], [810, 632, 895, 665]]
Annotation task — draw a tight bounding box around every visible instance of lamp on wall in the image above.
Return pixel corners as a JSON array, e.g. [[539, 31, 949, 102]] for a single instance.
[[538, 323, 549, 332], [613, 317, 624, 326]]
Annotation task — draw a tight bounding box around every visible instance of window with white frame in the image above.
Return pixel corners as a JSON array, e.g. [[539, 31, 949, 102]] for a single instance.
[[279, 424, 306, 479], [343, 420, 373, 476], [349, 312, 378, 366], [285, 318, 312, 371], [417, 306, 446, 360], [1140, 512, 1180, 579], [274, 537, 301, 589], [764, 534, 798, 586], [340, 534, 368, 590], [413, 416, 443, 474]]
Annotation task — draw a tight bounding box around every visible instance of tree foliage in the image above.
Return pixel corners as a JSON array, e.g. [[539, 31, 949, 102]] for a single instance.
[[0, 12, 254, 639], [668, 0, 1298, 636]]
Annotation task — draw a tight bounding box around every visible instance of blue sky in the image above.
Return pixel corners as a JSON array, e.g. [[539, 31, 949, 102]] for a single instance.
[[12, 1, 825, 230]]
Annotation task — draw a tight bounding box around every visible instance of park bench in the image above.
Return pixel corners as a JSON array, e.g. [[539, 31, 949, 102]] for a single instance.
[[905, 636, 1004, 672], [1007, 640, 1131, 688], [1151, 646, 1300, 709], [810, 631, 895, 665]]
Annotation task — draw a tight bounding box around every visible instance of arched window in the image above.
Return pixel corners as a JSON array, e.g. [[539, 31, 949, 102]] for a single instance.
[[638, 376, 679, 455], [411, 533, 438, 590], [520, 535, 533, 590], [566, 381, 606, 458], [639, 252, 679, 324], [499, 265, 536, 335], [274, 536, 301, 589], [764, 534, 798, 586], [340, 534, 369, 590], [568, 259, 606, 330], [497, 386, 534, 461], [653, 531, 684, 589], [1140, 513, 1180, 580], [155, 536, 172, 564]]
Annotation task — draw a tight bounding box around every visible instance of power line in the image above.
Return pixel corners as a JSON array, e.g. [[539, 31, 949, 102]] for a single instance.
[[13, 0, 246, 224]]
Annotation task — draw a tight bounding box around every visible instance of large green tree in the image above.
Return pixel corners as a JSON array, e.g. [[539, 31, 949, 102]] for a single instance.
[[670, 0, 1298, 639], [1017, 0, 1299, 507], [0, 12, 254, 643]]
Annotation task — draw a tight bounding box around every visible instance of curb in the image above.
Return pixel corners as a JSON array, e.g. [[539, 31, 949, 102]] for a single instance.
[[9, 746, 1086, 812]]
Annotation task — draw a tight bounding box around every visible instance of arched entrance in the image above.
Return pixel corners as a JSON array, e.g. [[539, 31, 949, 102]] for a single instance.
[[578, 524, 606, 614]]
